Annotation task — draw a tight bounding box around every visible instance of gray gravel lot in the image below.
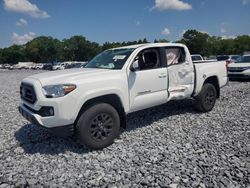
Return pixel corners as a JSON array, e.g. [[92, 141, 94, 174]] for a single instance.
[[0, 70, 249, 187]]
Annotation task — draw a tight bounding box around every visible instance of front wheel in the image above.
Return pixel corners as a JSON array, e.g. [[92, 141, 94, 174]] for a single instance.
[[76, 103, 120, 150], [194, 83, 217, 112]]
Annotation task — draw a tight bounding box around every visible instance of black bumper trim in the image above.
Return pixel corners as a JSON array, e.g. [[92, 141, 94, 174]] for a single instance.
[[18, 106, 40, 125], [228, 74, 250, 79], [48, 124, 74, 138], [18, 106, 74, 138]]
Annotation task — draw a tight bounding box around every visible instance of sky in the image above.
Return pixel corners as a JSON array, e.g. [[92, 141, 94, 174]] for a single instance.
[[0, 0, 250, 48]]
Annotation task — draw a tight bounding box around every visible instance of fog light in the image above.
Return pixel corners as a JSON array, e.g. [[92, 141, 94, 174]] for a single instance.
[[49, 108, 54, 115], [39, 106, 54, 117]]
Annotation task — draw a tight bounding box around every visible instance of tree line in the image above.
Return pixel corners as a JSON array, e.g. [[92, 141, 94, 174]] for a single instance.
[[0, 29, 250, 64]]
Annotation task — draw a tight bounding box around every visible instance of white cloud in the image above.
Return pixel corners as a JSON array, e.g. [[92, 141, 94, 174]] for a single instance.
[[4, 0, 50, 18], [221, 35, 236, 40], [181, 29, 186, 35], [220, 28, 226, 33], [152, 0, 192, 11], [161, 28, 171, 36], [135, 20, 141, 26], [220, 22, 229, 33], [179, 29, 186, 38], [198, 30, 209, 34], [12, 32, 36, 45], [16, 18, 28, 26], [242, 0, 250, 5]]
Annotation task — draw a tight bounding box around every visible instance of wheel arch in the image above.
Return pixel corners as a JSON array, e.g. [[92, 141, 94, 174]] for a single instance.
[[74, 94, 127, 128], [204, 76, 220, 98]]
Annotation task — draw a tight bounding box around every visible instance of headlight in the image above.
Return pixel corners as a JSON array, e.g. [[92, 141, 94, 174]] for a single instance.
[[42, 84, 76, 98]]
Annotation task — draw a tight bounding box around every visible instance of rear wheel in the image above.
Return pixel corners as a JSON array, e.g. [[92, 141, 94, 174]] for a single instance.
[[76, 103, 120, 150], [194, 83, 217, 112]]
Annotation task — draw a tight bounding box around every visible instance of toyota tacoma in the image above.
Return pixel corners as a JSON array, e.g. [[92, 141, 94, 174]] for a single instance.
[[19, 43, 228, 149]]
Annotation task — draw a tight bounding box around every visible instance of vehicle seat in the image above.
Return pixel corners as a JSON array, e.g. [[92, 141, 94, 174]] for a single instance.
[[144, 52, 157, 69], [138, 54, 145, 70]]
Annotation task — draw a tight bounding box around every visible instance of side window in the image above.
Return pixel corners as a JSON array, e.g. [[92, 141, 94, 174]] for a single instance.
[[165, 47, 186, 66], [133, 48, 160, 71]]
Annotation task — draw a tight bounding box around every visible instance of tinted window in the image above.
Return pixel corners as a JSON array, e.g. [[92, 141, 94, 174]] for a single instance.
[[231, 55, 240, 60], [237, 56, 250, 63], [217, 56, 229, 61]]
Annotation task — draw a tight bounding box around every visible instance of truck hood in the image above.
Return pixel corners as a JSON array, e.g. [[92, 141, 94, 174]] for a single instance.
[[29, 68, 113, 86]]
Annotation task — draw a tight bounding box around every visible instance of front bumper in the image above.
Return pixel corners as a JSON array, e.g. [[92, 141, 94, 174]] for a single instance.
[[228, 73, 250, 79], [18, 105, 74, 137]]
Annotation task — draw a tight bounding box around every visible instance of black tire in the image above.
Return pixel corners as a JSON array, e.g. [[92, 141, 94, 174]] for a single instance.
[[194, 83, 217, 112], [76, 103, 120, 150]]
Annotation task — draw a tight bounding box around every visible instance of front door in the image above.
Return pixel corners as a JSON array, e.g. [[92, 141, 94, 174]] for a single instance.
[[128, 48, 169, 112]]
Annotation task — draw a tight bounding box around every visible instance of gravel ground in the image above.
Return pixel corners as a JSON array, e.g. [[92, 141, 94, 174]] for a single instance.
[[0, 70, 249, 188]]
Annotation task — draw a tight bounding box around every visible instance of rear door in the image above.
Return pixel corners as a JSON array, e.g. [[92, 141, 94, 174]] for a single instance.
[[128, 48, 168, 112], [165, 47, 195, 98]]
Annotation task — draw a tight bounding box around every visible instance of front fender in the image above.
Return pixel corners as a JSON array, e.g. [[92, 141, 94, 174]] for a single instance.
[[71, 88, 129, 120]]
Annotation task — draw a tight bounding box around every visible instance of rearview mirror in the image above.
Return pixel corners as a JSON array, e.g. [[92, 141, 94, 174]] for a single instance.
[[130, 60, 139, 72]]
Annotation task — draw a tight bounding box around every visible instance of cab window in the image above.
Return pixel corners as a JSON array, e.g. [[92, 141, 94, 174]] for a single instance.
[[165, 47, 186, 66], [133, 48, 161, 71]]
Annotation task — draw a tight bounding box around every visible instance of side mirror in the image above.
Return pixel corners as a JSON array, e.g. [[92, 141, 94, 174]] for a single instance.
[[130, 60, 139, 72]]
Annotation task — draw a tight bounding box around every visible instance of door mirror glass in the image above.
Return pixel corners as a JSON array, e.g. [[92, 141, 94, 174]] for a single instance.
[[130, 60, 139, 72]]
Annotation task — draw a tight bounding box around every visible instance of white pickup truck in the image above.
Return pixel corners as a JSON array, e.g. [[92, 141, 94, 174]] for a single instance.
[[19, 43, 228, 149]]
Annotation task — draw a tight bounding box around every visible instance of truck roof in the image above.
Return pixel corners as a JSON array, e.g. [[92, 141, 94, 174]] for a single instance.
[[114, 43, 186, 50]]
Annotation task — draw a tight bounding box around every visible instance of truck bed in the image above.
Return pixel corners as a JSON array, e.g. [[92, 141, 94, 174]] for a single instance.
[[193, 61, 228, 96]]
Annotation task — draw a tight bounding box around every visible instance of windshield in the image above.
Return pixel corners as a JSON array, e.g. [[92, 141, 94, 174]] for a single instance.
[[73, 63, 83, 68], [231, 55, 240, 60], [217, 56, 229, 61], [236, 56, 250, 63], [86, 48, 134, 69]]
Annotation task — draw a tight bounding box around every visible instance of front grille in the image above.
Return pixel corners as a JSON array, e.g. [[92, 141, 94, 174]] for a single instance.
[[228, 69, 245, 72], [20, 83, 37, 104], [228, 67, 250, 72]]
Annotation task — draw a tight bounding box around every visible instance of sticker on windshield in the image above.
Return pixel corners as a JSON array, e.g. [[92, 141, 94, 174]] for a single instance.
[[113, 55, 126, 61]]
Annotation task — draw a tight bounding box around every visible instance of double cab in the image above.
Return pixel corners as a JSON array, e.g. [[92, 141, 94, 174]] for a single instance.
[[19, 43, 228, 149]]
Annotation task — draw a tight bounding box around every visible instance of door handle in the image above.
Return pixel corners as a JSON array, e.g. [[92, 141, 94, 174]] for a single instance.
[[158, 73, 167, 78]]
